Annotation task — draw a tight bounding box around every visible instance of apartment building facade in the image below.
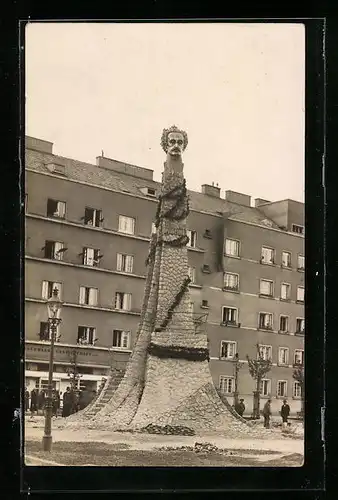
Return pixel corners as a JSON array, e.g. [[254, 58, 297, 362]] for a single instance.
[[25, 136, 305, 415]]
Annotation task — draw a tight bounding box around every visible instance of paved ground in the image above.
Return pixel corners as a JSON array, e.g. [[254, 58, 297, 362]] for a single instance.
[[24, 417, 303, 466]]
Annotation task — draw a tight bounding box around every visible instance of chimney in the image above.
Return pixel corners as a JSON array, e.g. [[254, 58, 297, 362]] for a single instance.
[[255, 198, 271, 207], [202, 184, 221, 198], [225, 190, 251, 207], [96, 156, 153, 181], [25, 136, 53, 154]]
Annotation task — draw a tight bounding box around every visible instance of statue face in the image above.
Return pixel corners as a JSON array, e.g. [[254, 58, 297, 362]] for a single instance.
[[167, 131, 184, 156]]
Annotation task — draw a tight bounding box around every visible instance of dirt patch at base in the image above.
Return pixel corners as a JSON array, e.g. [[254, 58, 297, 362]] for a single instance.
[[25, 441, 303, 467]]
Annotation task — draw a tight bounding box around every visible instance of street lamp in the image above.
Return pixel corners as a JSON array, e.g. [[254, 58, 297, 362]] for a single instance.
[[42, 287, 62, 452]]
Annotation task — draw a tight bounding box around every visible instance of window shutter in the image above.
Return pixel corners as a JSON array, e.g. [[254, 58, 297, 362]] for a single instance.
[[123, 293, 131, 310], [88, 328, 95, 344], [89, 288, 97, 306], [79, 287, 86, 304], [42, 281, 49, 299], [87, 248, 94, 266], [121, 331, 129, 348], [117, 253, 123, 271], [57, 201, 65, 217], [126, 255, 133, 273]]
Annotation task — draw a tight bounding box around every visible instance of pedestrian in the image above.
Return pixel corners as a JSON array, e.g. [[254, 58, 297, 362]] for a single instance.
[[62, 387, 72, 417], [30, 388, 38, 415], [52, 390, 58, 417], [262, 399, 272, 428], [25, 387, 30, 412], [38, 390, 46, 415], [280, 399, 290, 429], [235, 399, 245, 417]]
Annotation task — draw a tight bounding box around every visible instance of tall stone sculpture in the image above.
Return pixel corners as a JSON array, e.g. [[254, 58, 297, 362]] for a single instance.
[[64, 126, 250, 434]]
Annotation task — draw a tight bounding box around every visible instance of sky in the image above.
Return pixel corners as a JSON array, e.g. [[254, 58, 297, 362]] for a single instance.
[[25, 22, 305, 203]]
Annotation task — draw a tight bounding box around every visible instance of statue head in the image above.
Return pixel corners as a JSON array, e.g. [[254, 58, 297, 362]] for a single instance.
[[161, 125, 188, 157]]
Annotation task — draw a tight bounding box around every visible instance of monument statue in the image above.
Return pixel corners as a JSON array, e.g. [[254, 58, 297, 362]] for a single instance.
[[63, 126, 251, 435]]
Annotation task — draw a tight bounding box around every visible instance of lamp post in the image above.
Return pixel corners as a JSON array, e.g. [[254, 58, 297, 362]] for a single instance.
[[42, 288, 62, 452]]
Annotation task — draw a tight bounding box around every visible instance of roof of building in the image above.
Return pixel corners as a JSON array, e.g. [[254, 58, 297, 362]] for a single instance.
[[26, 148, 288, 230]]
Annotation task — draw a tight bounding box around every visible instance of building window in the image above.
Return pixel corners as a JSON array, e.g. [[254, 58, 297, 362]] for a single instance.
[[260, 379, 271, 397], [277, 380, 288, 398], [114, 292, 132, 311], [292, 224, 304, 235], [279, 315, 289, 333], [112, 329, 130, 349], [258, 345, 272, 361], [47, 199, 66, 218], [260, 279, 274, 297], [42, 281, 62, 300], [77, 326, 96, 345], [188, 266, 196, 283], [281, 251, 292, 268], [44, 240, 66, 260], [82, 247, 102, 267], [223, 272, 239, 291], [297, 286, 305, 303], [298, 254, 305, 270], [278, 347, 289, 365], [222, 306, 238, 325], [117, 253, 134, 273], [280, 283, 291, 301], [118, 215, 135, 235], [220, 341, 237, 359], [79, 286, 98, 306], [225, 238, 240, 257], [258, 313, 273, 330], [39, 321, 50, 341], [219, 376, 234, 394], [187, 230, 197, 248], [261, 247, 275, 264], [294, 349, 304, 366], [84, 207, 103, 227], [296, 318, 305, 334], [293, 381, 302, 398], [189, 302, 194, 313]]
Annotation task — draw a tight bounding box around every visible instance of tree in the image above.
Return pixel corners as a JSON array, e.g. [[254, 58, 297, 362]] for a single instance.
[[246, 343, 272, 419], [293, 361, 304, 417], [232, 353, 244, 407], [66, 349, 82, 392]]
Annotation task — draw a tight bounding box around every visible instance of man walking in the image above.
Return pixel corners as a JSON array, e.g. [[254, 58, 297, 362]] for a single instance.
[[62, 387, 71, 417], [30, 388, 38, 415], [280, 399, 290, 429], [262, 399, 272, 428], [25, 387, 30, 413], [235, 399, 245, 417]]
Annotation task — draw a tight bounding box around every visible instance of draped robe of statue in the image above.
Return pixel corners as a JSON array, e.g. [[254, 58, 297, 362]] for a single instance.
[[63, 126, 252, 434]]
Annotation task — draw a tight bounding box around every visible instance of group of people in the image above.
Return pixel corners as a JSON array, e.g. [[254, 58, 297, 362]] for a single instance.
[[232, 397, 292, 429], [25, 386, 97, 418], [262, 398, 291, 428]]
